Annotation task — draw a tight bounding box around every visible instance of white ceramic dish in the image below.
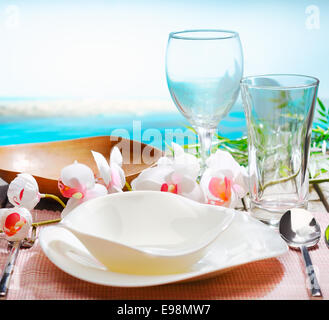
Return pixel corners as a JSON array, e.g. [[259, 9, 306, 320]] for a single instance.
[[39, 209, 288, 287], [56, 191, 235, 275]]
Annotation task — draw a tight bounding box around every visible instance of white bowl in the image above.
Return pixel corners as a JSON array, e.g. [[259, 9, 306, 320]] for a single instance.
[[58, 191, 235, 275]]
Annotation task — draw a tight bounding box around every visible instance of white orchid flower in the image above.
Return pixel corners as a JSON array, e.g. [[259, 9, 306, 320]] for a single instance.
[[200, 150, 248, 208], [131, 143, 205, 203], [91, 146, 126, 193]]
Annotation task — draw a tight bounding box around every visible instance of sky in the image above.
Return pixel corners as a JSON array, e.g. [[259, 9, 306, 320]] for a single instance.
[[0, 0, 328, 101]]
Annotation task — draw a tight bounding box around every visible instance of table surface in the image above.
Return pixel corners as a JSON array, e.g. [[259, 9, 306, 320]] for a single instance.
[[1, 183, 329, 300]]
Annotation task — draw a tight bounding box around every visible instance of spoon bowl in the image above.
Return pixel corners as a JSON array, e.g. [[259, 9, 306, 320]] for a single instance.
[[279, 208, 322, 298], [57, 191, 235, 275], [279, 208, 321, 249]]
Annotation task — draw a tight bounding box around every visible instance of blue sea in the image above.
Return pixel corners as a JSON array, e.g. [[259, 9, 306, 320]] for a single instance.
[[0, 102, 246, 151]]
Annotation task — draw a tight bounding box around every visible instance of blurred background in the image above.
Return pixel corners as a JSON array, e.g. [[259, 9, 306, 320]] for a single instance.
[[0, 0, 327, 148]]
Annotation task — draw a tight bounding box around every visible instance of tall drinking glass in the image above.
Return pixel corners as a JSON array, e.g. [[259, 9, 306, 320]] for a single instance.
[[241, 74, 319, 226], [166, 30, 243, 173]]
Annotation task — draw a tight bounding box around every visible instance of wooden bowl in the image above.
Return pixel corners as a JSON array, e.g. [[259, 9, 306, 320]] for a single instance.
[[0, 136, 162, 198]]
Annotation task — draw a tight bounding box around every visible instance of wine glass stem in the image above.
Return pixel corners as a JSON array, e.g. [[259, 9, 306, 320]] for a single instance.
[[196, 127, 215, 177]]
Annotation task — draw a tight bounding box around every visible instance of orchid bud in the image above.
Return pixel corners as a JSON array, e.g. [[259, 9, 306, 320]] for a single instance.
[[58, 161, 95, 199], [7, 173, 40, 210]]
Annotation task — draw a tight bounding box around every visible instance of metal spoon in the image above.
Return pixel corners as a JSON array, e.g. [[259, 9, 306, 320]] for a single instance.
[[7, 225, 37, 250], [279, 208, 322, 298], [0, 241, 21, 298], [0, 226, 37, 299]]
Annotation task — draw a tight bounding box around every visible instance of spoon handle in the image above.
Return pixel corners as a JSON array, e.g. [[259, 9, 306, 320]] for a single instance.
[[0, 241, 21, 298], [301, 245, 322, 298]]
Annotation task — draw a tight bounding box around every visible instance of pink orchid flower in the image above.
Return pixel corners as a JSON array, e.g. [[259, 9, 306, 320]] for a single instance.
[[0, 207, 32, 241], [131, 143, 204, 203], [92, 146, 126, 193], [59, 161, 107, 217], [200, 150, 248, 208]]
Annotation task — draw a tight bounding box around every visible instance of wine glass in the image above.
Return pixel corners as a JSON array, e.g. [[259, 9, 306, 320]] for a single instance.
[[166, 29, 243, 175]]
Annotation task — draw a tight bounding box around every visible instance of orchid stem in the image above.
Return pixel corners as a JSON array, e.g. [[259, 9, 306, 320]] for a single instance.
[[259, 169, 329, 192], [125, 181, 132, 191], [310, 178, 329, 184], [41, 194, 66, 208], [0, 218, 61, 233], [32, 218, 61, 227], [260, 168, 300, 192]]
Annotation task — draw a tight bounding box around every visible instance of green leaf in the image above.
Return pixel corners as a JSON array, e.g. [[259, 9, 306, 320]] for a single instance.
[[280, 91, 288, 99], [319, 119, 328, 125], [277, 102, 289, 109], [279, 165, 291, 177], [323, 222, 329, 247], [183, 124, 197, 134], [313, 172, 321, 179], [164, 141, 174, 156], [318, 97, 326, 112], [182, 143, 199, 149], [312, 127, 324, 133], [317, 110, 327, 118]]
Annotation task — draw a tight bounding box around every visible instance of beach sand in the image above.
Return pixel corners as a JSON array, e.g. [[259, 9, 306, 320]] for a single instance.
[[0, 98, 178, 117], [0, 97, 327, 118]]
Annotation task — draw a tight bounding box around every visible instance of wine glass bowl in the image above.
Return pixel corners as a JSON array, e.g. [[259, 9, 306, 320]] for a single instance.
[[166, 29, 243, 170]]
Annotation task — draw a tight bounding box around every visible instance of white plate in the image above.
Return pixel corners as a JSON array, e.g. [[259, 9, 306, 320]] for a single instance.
[[57, 191, 236, 275], [39, 211, 288, 287]]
